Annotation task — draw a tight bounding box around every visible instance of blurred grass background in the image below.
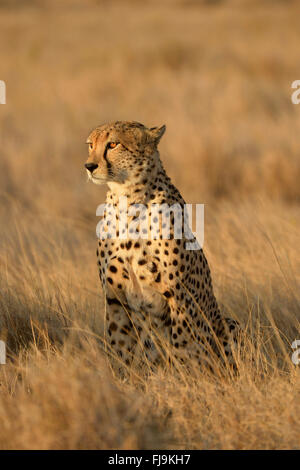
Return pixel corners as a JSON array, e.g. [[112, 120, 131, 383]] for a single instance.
[[0, 0, 300, 449]]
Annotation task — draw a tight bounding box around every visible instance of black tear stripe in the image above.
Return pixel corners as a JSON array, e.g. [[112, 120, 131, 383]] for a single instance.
[[104, 143, 112, 171]]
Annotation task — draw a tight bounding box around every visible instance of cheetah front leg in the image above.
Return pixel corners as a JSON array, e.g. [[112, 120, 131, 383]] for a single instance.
[[104, 295, 139, 373]]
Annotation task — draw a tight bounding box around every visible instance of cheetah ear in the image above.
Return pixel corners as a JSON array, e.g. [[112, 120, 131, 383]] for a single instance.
[[148, 125, 166, 145]]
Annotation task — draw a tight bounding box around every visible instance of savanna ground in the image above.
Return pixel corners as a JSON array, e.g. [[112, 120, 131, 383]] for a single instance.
[[0, 0, 300, 450]]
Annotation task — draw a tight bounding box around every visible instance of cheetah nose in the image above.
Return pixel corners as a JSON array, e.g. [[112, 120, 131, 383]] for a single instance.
[[85, 162, 98, 173]]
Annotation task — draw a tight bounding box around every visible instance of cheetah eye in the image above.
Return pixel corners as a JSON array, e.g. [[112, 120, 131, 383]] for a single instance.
[[107, 142, 118, 150], [87, 142, 93, 150]]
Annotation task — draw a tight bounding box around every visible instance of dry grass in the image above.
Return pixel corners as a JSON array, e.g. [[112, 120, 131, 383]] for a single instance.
[[0, 0, 300, 449]]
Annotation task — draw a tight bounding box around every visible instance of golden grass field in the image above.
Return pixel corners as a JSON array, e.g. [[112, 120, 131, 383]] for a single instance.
[[0, 0, 300, 449]]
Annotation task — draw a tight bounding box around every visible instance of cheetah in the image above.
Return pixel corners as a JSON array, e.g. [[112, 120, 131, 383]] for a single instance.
[[85, 121, 241, 374]]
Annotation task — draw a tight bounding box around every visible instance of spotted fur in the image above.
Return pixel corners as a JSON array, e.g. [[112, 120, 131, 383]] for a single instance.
[[85, 121, 241, 373]]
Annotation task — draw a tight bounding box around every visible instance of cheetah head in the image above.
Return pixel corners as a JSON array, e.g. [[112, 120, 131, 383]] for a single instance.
[[85, 121, 166, 186]]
